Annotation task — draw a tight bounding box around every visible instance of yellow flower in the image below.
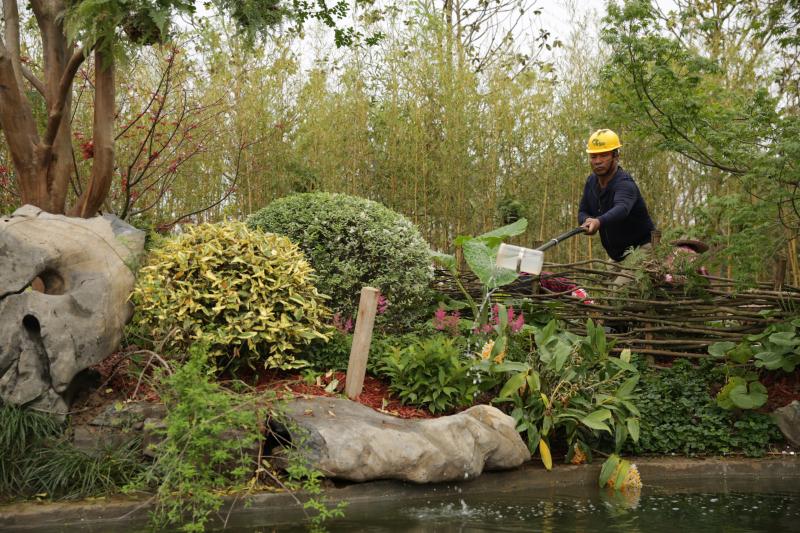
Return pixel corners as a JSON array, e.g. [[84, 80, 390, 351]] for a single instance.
[[570, 444, 587, 465], [480, 340, 494, 360], [606, 462, 643, 491]]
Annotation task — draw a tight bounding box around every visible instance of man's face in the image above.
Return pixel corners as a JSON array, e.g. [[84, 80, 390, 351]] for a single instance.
[[589, 151, 616, 176]]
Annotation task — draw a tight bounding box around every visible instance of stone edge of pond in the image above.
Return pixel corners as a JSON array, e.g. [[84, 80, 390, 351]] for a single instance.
[[1, 456, 799, 531]]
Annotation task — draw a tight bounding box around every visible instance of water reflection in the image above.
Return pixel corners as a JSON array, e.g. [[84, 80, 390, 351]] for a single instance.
[[239, 485, 800, 533]]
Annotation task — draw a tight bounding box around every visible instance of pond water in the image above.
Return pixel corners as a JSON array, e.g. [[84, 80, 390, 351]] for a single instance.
[[222, 478, 800, 533]]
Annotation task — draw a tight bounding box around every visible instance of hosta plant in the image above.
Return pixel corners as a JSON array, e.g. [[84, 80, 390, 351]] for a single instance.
[[131, 222, 330, 370]]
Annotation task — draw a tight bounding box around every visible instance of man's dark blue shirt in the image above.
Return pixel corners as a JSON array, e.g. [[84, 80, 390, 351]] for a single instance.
[[578, 167, 655, 262]]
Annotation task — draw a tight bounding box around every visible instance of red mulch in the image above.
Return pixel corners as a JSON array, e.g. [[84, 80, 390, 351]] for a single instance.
[[83, 351, 432, 420], [235, 368, 432, 419], [762, 370, 800, 411]]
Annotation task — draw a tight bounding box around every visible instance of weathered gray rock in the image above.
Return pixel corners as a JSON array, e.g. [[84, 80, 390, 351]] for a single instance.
[[0, 205, 144, 415], [280, 397, 531, 483], [72, 401, 167, 454], [774, 400, 800, 447]]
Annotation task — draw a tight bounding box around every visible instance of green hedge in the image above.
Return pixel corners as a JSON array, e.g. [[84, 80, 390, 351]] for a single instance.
[[248, 193, 433, 329]]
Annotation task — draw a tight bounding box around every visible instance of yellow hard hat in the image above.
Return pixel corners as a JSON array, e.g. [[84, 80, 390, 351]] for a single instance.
[[586, 129, 622, 153]]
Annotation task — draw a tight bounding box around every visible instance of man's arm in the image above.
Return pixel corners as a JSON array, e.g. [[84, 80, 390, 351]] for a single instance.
[[578, 180, 601, 234], [597, 180, 637, 226], [577, 181, 592, 225]]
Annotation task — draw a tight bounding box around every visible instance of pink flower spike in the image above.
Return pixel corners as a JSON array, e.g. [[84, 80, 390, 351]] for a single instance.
[[433, 307, 447, 330], [377, 294, 389, 315], [511, 311, 525, 333]]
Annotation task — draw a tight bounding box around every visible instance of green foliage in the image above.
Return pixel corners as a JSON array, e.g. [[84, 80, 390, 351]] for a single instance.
[[488, 319, 641, 468], [0, 405, 143, 501], [601, 0, 799, 282], [432, 219, 528, 325], [248, 192, 433, 329], [129, 344, 266, 532], [131, 222, 330, 370], [707, 319, 800, 409], [375, 335, 477, 414], [628, 359, 781, 457], [302, 331, 353, 371]]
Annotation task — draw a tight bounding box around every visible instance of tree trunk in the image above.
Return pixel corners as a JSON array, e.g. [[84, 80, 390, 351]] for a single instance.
[[70, 49, 114, 217]]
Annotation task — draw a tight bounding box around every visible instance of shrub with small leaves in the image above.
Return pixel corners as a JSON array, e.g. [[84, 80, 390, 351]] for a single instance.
[[247, 192, 433, 330], [131, 222, 330, 370]]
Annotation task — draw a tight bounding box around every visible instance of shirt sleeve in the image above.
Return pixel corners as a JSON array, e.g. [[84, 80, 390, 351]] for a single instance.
[[577, 181, 591, 225], [597, 179, 638, 226]]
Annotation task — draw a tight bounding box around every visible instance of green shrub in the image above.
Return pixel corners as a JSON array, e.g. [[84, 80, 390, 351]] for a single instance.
[[247, 193, 433, 329], [131, 222, 331, 370], [375, 335, 477, 413], [302, 331, 353, 371], [628, 359, 782, 457]]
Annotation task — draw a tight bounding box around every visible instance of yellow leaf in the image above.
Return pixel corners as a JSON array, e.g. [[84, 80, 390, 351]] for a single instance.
[[539, 439, 553, 471]]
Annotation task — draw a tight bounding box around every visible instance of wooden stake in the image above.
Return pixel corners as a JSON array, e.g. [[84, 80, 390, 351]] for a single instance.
[[345, 287, 380, 400]]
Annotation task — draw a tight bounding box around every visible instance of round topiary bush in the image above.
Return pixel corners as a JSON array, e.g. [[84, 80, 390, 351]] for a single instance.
[[247, 193, 433, 329], [131, 222, 331, 369]]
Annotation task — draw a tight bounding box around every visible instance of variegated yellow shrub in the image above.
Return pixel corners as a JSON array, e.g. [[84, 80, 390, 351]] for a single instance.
[[131, 222, 330, 369]]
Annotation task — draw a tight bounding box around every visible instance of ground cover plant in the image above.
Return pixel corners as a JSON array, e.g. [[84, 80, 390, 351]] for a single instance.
[[0, 404, 143, 502], [628, 359, 782, 457], [131, 222, 331, 371], [247, 192, 434, 330]]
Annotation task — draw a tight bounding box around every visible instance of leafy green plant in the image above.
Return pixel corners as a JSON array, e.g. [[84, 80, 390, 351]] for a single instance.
[[432, 218, 528, 328], [129, 344, 267, 532], [488, 319, 641, 470], [247, 192, 433, 329], [375, 335, 477, 414], [131, 222, 331, 371], [707, 318, 800, 410], [302, 330, 353, 371], [628, 359, 781, 457]]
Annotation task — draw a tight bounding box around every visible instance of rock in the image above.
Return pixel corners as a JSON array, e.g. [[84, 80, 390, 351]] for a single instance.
[[72, 401, 166, 454], [774, 400, 800, 447], [0, 205, 144, 415], [278, 397, 531, 483]]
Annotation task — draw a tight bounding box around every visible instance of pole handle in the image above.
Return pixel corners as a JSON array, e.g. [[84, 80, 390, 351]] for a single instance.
[[534, 227, 587, 252]]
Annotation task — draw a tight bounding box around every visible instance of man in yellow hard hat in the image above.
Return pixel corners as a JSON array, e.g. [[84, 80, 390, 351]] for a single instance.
[[578, 129, 655, 263]]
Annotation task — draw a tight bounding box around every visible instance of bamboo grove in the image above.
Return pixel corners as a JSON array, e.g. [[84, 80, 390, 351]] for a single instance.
[[0, 1, 797, 284]]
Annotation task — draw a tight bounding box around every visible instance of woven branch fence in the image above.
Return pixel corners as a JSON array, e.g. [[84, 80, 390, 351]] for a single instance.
[[432, 259, 800, 360]]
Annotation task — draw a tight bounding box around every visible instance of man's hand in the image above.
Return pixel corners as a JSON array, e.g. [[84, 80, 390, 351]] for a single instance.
[[581, 217, 601, 235]]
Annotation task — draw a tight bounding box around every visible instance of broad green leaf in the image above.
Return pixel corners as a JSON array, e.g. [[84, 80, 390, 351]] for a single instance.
[[614, 459, 631, 490], [526, 371, 541, 392], [581, 409, 612, 433], [609, 357, 637, 373], [727, 342, 753, 364], [478, 218, 528, 239], [599, 454, 620, 487], [729, 381, 768, 409], [620, 348, 632, 363], [463, 239, 518, 288], [615, 376, 639, 399], [708, 341, 736, 358], [499, 372, 528, 399], [769, 331, 800, 347], [430, 251, 457, 274], [492, 362, 530, 373], [626, 418, 640, 443]]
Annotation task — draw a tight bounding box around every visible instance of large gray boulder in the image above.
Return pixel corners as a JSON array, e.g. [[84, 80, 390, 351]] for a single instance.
[[0, 205, 144, 415], [774, 400, 800, 448], [280, 397, 531, 483]]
